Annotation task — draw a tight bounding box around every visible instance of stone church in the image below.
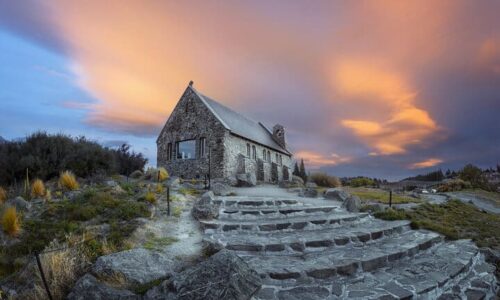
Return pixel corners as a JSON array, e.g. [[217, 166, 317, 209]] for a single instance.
[[157, 81, 293, 184]]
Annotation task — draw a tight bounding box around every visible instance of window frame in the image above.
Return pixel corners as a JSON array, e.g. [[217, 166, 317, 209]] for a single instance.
[[176, 139, 197, 160], [199, 137, 206, 158], [246, 143, 251, 158]]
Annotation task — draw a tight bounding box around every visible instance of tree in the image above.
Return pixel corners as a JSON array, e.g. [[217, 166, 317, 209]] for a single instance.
[[459, 164, 485, 188], [445, 169, 451, 177], [299, 159, 307, 182], [497, 164, 500, 173], [292, 162, 300, 177]]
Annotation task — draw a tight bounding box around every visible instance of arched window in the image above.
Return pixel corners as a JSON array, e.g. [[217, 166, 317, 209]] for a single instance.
[[275, 153, 278, 164], [246, 143, 250, 157], [267, 151, 271, 162], [252, 145, 256, 160], [263, 149, 266, 161]]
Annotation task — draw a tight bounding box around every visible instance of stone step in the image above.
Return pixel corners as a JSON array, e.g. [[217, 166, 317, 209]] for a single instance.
[[213, 197, 302, 208], [200, 212, 369, 232], [218, 204, 340, 220], [241, 230, 442, 281], [253, 240, 498, 300], [204, 219, 411, 253]]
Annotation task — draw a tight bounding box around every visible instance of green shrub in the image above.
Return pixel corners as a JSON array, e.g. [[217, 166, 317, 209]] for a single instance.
[[349, 177, 376, 187], [144, 191, 156, 204], [309, 172, 341, 187], [437, 179, 472, 192], [0, 132, 147, 186]]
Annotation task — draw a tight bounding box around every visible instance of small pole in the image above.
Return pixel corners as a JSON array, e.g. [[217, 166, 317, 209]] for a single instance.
[[35, 252, 53, 300], [389, 189, 393, 208], [167, 187, 170, 216]]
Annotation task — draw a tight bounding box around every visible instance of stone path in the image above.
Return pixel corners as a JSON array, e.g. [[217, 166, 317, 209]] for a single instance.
[[201, 191, 499, 299]]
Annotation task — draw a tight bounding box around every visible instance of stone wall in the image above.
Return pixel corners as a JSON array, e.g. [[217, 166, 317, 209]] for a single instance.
[[224, 133, 292, 183], [157, 87, 227, 179]]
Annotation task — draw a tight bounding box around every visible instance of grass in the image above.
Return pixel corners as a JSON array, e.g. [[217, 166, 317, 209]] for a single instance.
[[346, 187, 420, 204], [156, 184, 164, 194], [143, 233, 179, 251], [2, 206, 21, 237], [59, 171, 79, 191], [31, 179, 46, 198], [158, 167, 169, 182], [172, 206, 182, 217], [456, 189, 500, 206], [374, 200, 500, 249], [144, 191, 156, 204], [0, 190, 150, 279], [178, 187, 199, 196]]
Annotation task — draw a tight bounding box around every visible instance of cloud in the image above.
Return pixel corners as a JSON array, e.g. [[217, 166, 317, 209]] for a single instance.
[[409, 158, 443, 169], [476, 37, 500, 74], [335, 61, 440, 155], [295, 150, 350, 169]]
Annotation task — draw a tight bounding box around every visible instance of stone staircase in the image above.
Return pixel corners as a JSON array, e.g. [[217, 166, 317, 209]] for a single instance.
[[202, 195, 499, 299]]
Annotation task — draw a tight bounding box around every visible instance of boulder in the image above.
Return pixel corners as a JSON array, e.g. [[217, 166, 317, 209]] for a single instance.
[[236, 173, 257, 187], [92, 248, 175, 287], [7, 196, 31, 212], [167, 177, 180, 188], [305, 182, 318, 188], [65, 190, 83, 201], [342, 195, 361, 212], [291, 175, 304, 186], [299, 188, 318, 198], [211, 182, 233, 196], [192, 191, 219, 220], [324, 188, 350, 202], [105, 180, 118, 187], [171, 249, 261, 300], [129, 170, 144, 179], [67, 274, 139, 300]]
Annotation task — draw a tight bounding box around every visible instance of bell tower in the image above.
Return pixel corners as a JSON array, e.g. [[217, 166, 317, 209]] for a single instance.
[[272, 124, 286, 149]]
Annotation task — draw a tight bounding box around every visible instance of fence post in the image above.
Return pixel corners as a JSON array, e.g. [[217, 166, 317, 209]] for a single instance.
[[167, 187, 170, 216], [389, 189, 393, 208], [35, 252, 53, 300]]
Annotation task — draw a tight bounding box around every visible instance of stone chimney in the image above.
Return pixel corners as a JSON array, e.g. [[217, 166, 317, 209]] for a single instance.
[[272, 124, 286, 149]]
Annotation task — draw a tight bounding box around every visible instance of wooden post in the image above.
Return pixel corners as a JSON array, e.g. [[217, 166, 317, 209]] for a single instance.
[[35, 252, 53, 300], [167, 187, 170, 216], [389, 190, 393, 208]]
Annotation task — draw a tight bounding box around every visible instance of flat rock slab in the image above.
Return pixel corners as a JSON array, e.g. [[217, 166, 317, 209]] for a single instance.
[[92, 248, 175, 287]]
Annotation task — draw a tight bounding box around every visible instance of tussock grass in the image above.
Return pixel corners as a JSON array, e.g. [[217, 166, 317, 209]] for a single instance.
[[156, 184, 164, 194], [144, 191, 156, 204], [59, 171, 79, 191], [178, 187, 199, 196], [172, 206, 182, 217], [31, 179, 46, 198], [0, 186, 6, 204], [374, 200, 500, 249], [158, 167, 169, 182], [2, 206, 21, 237]]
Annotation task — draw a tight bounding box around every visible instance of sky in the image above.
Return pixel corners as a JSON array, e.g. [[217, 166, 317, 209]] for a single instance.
[[0, 0, 499, 180]]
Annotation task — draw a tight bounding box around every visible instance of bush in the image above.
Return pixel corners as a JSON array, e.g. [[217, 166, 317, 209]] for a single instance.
[[59, 171, 79, 191], [349, 177, 376, 187], [0, 186, 6, 204], [2, 206, 21, 237], [0, 132, 147, 186], [144, 191, 156, 204], [31, 179, 46, 198], [309, 172, 341, 187], [129, 170, 143, 179], [437, 179, 472, 192], [459, 164, 489, 189]]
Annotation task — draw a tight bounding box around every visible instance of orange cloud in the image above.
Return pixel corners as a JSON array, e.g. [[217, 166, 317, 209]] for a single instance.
[[477, 38, 500, 74], [409, 158, 443, 169], [295, 150, 350, 169], [335, 61, 439, 155]]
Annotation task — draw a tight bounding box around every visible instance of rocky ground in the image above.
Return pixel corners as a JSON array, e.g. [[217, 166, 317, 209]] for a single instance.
[[1, 179, 499, 299]]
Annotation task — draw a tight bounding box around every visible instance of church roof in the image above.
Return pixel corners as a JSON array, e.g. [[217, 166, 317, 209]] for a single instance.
[[190, 86, 291, 155]]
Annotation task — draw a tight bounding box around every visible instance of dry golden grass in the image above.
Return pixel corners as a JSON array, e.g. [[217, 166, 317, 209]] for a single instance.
[[30, 238, 90, 300], [31, 179, 46, 198], [158, 167, 169, 182], [2, 206, 21, 237], [59, 171, 79, 191], [156, 183, 164, 193], [144, 191, 157, 204], [0, 186, 6, 204]]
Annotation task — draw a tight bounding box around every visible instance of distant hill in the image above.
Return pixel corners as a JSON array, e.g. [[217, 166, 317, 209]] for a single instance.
[[0, 136, 6, 144]]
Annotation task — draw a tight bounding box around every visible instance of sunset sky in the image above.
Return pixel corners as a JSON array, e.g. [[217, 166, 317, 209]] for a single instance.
[[1, 1, 499, 180]]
